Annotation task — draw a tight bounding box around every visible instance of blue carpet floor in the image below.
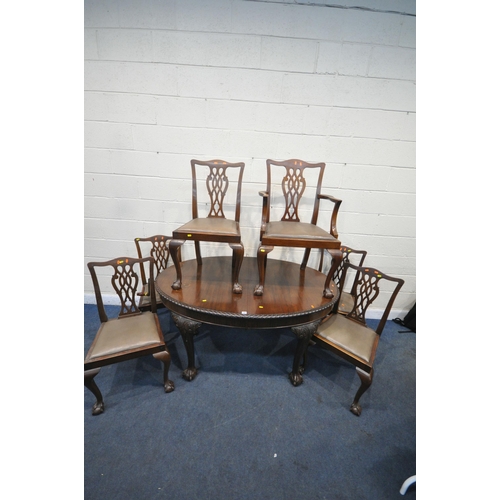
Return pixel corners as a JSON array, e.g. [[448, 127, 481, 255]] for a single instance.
[[84, 304, 416, 499]]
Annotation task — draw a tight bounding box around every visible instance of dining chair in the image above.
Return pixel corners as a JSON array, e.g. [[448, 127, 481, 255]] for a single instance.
[[309, 262, 404, 416], [324, 246, 368, 315], [134, 235, 179, 311], [85, 256, 175, 415], [253, 159, 343, 298], [169, 159, 245, 294]]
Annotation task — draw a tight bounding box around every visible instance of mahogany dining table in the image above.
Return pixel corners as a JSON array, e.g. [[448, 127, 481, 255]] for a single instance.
[[155, 256, 339, 386]]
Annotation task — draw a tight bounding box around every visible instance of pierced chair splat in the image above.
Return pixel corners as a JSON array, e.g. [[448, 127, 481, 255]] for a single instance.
[[84, 256, 174, 416], [253, 159, 343, 298], [309, 263, 404, 416], [321, 246, 368, 315], [134, 235, 181, 311], [169, 159, 245, 294]]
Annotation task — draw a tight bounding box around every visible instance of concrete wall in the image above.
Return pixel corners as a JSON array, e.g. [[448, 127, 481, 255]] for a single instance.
[[84, 0, 416, 315]]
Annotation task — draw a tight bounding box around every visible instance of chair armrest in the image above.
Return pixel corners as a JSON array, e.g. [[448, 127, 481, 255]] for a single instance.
[[259, 191, 270, 239], [318, 194, 342, 239]]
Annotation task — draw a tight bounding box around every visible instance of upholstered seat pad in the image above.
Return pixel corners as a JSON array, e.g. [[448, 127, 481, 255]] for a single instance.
[[86, 312, 163, 361], [175, 218, 240, 236], [264, 221, 335, 241], [338, 292, 355, 314], [315, 313, 377, 363]]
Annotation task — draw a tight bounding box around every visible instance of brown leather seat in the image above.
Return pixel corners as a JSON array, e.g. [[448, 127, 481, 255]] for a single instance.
[[85, 256, 174, 415], [169, 159, 245, 294], [315, 313, 377, 364], [264, 221, 335, 242], [175, 218, 240, 237], [308, 262, 404, 416]]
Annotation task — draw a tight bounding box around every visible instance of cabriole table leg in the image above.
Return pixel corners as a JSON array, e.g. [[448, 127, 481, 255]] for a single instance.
[[289, 320, 321, 386], [172, 313, 202, 381]]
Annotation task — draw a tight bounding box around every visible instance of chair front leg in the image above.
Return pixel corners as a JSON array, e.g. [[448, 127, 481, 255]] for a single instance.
[[253, 245, 273, 296], [84, 367, 104, 415], [229, 242, 244, 294], [169, 239, 185, 290], [153, 350, 175, 393], [350, 367, 373, 416]]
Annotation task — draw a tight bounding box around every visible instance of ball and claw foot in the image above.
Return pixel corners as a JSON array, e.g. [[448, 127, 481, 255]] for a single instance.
[[253, 285, 264, 296], [164, 380, 175, 393], [182, 367, 198, 381], [92, 401, 105, 416], [171, 280, 182, 290], [288, 372, 304, 387], [232, 283, 243, 294], [350, 403, 362, 416]]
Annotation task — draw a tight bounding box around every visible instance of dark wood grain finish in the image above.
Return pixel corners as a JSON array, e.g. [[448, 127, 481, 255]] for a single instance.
[[156, 257, 338, 329]]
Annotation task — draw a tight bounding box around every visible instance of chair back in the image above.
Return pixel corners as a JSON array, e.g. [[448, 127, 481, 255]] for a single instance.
[[190, 159, 245, 222], [87, 256, 156, 322], [331, 246, 368, 288], [266, 159, 326, 225], [135, 235, 172, 285], [339, 263, 404, 334]]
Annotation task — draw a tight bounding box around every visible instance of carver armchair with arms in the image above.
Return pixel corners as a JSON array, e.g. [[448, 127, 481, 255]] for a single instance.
[[84, 256, 175, 415], [310, 262, 404, 416], [169, 159, 245, 294], [253, 159, 343, 298]]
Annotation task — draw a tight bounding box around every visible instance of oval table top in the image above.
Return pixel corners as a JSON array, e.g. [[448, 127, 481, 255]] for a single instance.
[[155, 256, 338, 329]]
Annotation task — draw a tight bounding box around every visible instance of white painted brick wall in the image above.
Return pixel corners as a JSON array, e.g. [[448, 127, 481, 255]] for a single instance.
[[84, 0, 416, 316]]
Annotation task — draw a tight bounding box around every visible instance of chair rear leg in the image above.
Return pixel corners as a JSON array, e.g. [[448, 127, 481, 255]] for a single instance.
[[84, 367, 104, 415], [153, 350, 175, 393], [350, 367, 373, 416]]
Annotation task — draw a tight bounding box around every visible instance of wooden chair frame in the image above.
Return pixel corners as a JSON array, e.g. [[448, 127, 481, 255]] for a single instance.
[[84, 256, 174, 415], [169, 159, 245, 294], [254, 159, 343, 298], [310, 262, 404, 416]]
